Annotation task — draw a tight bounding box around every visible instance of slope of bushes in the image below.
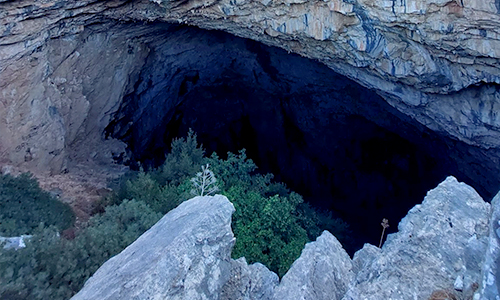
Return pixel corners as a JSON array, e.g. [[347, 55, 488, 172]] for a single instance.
[[0, 173, 75, 237], [0, 200, 161, 300], [113, 131, 353, 276]]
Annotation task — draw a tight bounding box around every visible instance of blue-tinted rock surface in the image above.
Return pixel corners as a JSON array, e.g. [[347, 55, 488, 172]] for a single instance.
[[72, 195, 235, 300], [71, 177, 498, 300]]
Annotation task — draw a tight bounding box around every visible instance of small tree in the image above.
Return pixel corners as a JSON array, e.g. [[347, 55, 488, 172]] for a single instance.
[[190, 164, 219, 196]]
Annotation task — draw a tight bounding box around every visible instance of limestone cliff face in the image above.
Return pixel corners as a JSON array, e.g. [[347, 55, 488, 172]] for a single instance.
[[1, 0, 500, 172], [0, 1, 157, 172], [145, 0, 500, 148]]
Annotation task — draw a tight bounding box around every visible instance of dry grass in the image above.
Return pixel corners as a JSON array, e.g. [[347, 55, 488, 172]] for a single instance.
[[428, 290, 458, 300]]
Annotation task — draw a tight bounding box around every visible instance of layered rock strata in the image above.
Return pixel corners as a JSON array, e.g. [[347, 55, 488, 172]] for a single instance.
[[71, 177, 498, 299], [1, 0, 500, 173]]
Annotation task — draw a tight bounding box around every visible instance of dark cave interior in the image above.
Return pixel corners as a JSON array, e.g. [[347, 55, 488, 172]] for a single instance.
[[105, 25, 500, 250]]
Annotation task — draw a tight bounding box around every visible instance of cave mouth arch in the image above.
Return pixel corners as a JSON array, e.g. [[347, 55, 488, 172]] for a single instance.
[[105, 24, 500, 250]]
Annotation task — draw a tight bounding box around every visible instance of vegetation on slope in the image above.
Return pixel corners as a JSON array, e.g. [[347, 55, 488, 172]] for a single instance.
[[0, 173, 75, 237], [0, 130, 352, 299]]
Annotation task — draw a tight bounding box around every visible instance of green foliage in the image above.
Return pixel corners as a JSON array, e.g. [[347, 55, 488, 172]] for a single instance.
[[0, 131, 354, 300], [99, 130, 202, 214], [0, 173, 75, 236], [74, 199, 162, 272], [153, 128, 205, 186], [119, 171, 191, 215], [206, 148, 352, 276], [226, 186, 309, 276], [94, 169, 141, 212], [0, 200, 161, 300], [106, 133, 350, 277], [204, 150, 256, 191]]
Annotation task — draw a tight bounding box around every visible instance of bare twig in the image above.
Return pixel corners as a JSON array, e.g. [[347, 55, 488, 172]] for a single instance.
[[379, 218, 389, 248]]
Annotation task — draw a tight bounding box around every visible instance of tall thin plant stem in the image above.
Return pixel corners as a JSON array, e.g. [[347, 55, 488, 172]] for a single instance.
[[379, 218, 389, 248]]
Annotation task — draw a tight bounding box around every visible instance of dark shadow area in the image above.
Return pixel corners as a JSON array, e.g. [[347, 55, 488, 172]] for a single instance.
[[105, 24, 500, 251]]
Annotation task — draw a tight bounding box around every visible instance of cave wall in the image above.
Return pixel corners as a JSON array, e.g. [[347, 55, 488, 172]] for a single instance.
[[1, 0, 500, 174], [148, 0, 500, 149], [102, 26, 500, 245], [0, 16, 155, 172], [1, 0, 500, 250]]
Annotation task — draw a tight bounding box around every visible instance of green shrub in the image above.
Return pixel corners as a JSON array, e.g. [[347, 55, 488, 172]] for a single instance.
[[153, 129, 205, 186], [204, 150, 256, 191], [205, 145, 353, 276], [0, 173, 75, 236], [99, 130, 202, 214], [0, 131, 354, 300], [226, 186, 309, 276], [0, 200, 161, 300], [118, 171, 191, 215]]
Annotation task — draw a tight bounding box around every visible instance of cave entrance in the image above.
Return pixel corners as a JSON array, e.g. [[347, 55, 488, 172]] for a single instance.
[[105, 25, 500, 250]]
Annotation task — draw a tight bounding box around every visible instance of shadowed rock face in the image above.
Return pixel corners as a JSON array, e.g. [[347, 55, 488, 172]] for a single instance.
[[104, 26, 500, 247]]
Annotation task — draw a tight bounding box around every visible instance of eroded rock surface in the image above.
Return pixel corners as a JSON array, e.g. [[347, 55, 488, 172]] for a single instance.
[[1, 0, 500, 174], [71, 195, 235, 300], [273, 231, 354, 300], [221, 258, 278, 300], [68, 178, 498, 299], [151, 0, 500, 150], [480, 191, 500, 299], [343, 176, 491, 300]]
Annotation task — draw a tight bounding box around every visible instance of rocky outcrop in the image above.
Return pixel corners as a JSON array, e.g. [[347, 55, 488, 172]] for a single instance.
[[221, 258, 279, 300], [269, 176, 493, 299], [480, 191, 500, 299], [0, 235, 31, 250], [273, 231, 354, 300], [1, 0, 500, 174], [71, 195, 235, 300], [343, 176, 490, 299], [69, 177, 498, 299]]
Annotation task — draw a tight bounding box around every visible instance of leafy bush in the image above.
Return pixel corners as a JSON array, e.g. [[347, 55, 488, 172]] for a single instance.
[[98, 130, 202, 214], [204, 146, 353, 276], [117, 172, 191, 215], [153, 128, 205, 186], [205, 150, 256, 191], [109, 133, 352, 276], [0, 173, 75, 236], [0, 200, 161, 300], [226, 186, 309, 276]]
